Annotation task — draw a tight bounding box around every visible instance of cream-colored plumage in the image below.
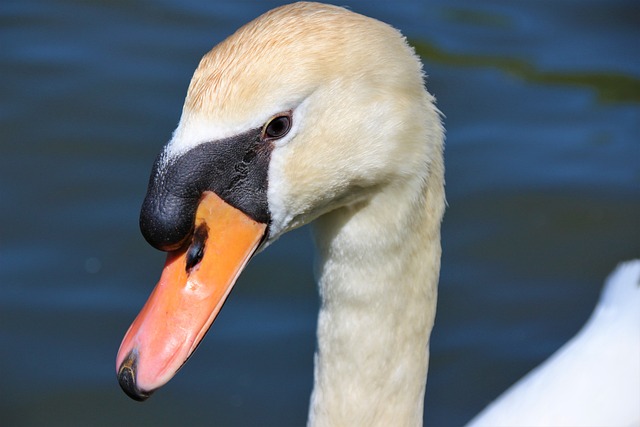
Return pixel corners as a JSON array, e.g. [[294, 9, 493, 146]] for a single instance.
[[154, 2, 638, 426], [166, 5, 444, 424]]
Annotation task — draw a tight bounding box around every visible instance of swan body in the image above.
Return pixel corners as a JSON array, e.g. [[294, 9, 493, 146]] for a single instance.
[[467, 259, 640, 427], [115, 2, 639, 426]]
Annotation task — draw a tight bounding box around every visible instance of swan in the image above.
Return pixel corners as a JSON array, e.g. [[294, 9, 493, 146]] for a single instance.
[[115, 3, 640, 426], [466, 259, 640, 426]]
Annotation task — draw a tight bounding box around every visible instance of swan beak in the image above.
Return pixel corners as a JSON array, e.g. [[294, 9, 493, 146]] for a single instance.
[[116, 191, 267, 401]]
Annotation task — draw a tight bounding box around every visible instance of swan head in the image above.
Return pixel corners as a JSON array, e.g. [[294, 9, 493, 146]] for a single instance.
[[117, 1, 443, 401]]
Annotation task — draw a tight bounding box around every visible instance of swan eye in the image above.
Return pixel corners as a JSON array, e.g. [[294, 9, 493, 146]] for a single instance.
[[263, 113, 292, 141]]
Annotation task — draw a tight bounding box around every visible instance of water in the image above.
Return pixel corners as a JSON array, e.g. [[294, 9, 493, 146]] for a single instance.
[[1, 0, 638, 425]]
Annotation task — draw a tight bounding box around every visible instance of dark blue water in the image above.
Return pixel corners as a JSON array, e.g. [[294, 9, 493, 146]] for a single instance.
[[1, 1, 638, 425]]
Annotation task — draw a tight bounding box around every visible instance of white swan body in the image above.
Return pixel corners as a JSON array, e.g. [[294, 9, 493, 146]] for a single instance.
[[115, 3, 640, 426], [467, 259, 640, 427]]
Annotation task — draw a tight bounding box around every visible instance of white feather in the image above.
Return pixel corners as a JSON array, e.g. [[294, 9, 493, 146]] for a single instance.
[[467, 260, 640, 427]]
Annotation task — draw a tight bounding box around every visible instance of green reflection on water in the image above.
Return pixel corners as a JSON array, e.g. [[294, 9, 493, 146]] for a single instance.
[[413, 40, 640, 104], [443, 8, 512, 29]]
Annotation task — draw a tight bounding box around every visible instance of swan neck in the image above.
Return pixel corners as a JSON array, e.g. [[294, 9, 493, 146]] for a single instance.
[[308, 167, 444, 426]]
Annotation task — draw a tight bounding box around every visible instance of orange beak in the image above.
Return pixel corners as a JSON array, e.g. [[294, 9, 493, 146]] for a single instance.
[[116, 191, 267, 400]]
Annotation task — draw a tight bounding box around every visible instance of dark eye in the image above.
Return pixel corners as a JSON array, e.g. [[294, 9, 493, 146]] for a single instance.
[[263, 113, 292, 140]]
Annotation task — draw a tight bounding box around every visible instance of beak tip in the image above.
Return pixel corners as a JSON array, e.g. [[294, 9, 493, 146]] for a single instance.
[[117, 350, 153, 402]]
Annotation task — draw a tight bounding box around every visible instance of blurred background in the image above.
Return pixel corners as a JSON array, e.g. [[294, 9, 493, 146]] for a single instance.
[[1, 0, 638, 425]]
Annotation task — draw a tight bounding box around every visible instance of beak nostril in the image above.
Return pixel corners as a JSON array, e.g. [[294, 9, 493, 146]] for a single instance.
[[186, 224, 208, 272]]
